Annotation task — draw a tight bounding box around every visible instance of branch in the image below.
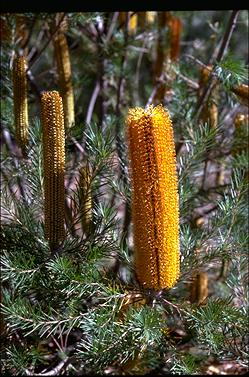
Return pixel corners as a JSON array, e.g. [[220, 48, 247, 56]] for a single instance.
[[27, 13, 66, 72], [25, 357, 69, 376], [194, 10, 240, 120]]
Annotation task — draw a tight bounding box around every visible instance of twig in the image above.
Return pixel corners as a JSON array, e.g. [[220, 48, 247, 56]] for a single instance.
[[85, 14, 118, 126], [27, 27, 45, 63], [21, 15, 37, 52], [194, 10, 240, 120], [27, 69, 42, 98], [135, 32, 149, 104], [114, 13, 131, 241], [146, 73, 165, 107], [25, 357, 69, 376], [106, 12, 119, 43], [115, 11, 129, 172], [85, 81, 100, 124], [27, 13, 66, 72]]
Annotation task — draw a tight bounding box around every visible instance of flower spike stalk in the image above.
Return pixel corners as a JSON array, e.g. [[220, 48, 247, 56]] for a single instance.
[[126, 105, 180, 290], [41, 91, 65, 251], [12, 56, 29, 156], [53, 31, 75, 128]]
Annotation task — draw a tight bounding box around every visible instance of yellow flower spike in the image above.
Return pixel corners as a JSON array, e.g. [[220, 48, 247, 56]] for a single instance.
[[53, 32, 75, 128], [118, 12, 137, 34], [129, 13, 137, 34], [41, 91, 65, 250], [79, 165, 92, 235], [12, 56, 29, 156], [126, 105, 180, 290]]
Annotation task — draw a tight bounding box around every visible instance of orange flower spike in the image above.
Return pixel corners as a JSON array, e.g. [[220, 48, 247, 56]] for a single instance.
[[41, 91, 66, 250], [126, 105, 180, 290], [168, 16, 182, 61], [12, 56, 29, 156]]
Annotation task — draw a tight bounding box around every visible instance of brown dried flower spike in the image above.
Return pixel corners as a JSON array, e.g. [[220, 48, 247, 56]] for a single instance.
[[12, 56, 29, 156], [126, 105, 180, 290], [41, 91, 65, 250]]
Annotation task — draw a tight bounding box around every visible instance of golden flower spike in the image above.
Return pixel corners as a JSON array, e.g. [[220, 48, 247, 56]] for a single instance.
[[126, 104, 180, 290], [118, 12, 137, 34], [12, 56, 29, 157], [41, 91, 66, 251], [53, 31, 75, 128]]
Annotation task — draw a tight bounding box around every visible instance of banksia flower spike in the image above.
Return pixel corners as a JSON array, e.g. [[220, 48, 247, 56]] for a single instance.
[[53, 31, 75, 128], [190, 272, 208, 306], [231, 84, 249, 107], [41, 91, 65, 251], [198, 65, 218, 128], [12, 55, 29, 156], [168, 16, 182, 61], [79, 165, 92, 235], [126, 105, 180, 290], [118, 12, 137, 34]]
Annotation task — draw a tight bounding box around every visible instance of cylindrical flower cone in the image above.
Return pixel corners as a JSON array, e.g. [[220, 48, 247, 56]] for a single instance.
[[126, 105, 180, 290], [12, 56, 29, 157], [41, 91, 65, 251], [168, 16, 182, 61], [118, 12, 137, 34], [53, 32, 75, 128], [190, 271, 208, 306], [198, 65, 218, 128], [232, 84, 249, 107]]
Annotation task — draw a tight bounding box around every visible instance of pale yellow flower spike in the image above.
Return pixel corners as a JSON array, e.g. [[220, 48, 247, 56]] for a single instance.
[[53, 32, 75, 128], [12, 56, 29, 156], [126, 105, 180, 290], [41, 91, 66, 250]]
